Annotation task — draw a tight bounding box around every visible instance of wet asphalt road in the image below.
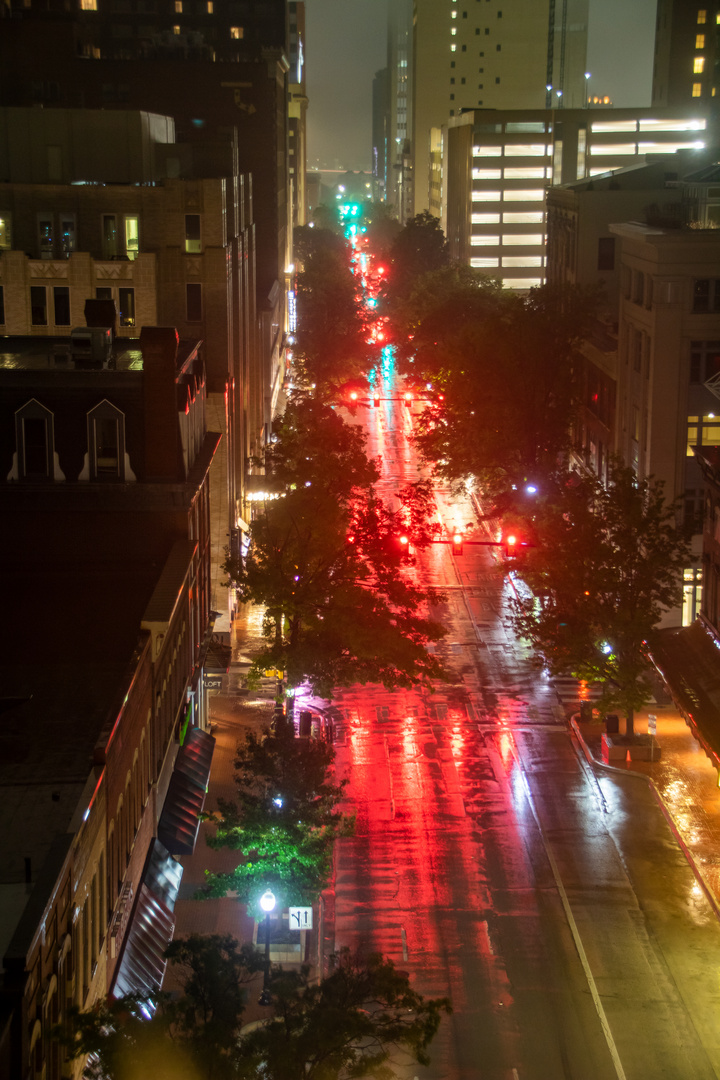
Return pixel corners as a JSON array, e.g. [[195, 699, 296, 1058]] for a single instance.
[[324, 382, 720, 1080]]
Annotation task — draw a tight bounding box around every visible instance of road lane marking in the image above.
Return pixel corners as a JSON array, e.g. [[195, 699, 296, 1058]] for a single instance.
[[512, 745, 628, 1080]]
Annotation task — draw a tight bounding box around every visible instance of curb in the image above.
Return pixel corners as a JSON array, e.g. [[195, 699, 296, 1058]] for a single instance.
[[569, 715, 720, 925]]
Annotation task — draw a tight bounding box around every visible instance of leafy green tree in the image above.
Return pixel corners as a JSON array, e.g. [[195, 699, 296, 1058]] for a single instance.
[[56, 947, 451, 1080], [223, 398, 449, 699], [410, 283, 598, 516], [56, 935, 262, 1080], [200, 729, 352, 912], [293, 224, 346, 267], [507, 462, 690, 734], [236, 950, 452, 1080], [294, 247, 370, 394], [362, 200, 402, 260], [383, 210, 450, 304]]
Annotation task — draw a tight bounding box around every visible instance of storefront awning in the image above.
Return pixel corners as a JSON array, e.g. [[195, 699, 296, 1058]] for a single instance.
[[110, 839, 182, 1000], [176, 726, 215, 790], [649, 619, 720, 756], [157, 729, 215, 856]]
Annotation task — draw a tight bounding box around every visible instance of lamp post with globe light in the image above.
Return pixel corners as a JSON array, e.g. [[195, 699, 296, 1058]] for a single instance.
[[258, 888, 276, 1005]]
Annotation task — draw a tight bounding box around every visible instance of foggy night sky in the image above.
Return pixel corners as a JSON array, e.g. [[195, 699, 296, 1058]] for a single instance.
[[304, 0, 658, 173]]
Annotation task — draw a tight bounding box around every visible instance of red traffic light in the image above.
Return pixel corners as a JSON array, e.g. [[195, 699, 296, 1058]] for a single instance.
[[506, 534, 517, 548], [349, 391, 358, 402], [373, 395, 380, 407], [403, 392, 413, 408], [399, 535, 409, 547], [452, 533, 464, 555]]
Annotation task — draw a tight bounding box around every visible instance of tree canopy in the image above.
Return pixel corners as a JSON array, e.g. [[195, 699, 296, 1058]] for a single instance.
[[57, 943, 450, 1080], [506, 462, 690, 731], [224, 398, 450, 700], [294, 247, 371, 395], [236, 950, 452, 1080], [383, 211, 450, 304]]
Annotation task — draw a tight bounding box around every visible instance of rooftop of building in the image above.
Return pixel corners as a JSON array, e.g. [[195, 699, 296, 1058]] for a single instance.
[[0, 334, 202, 374]]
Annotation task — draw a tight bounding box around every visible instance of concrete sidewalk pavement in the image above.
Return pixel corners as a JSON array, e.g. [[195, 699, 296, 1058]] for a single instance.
[[572, 701, 720, 920]]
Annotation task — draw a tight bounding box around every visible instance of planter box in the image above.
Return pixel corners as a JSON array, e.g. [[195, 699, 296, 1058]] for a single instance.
[[628, 739, 661, 762], [602, 734, 628, 761]]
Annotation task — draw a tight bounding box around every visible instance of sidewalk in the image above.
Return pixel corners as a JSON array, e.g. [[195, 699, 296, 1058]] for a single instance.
[[571, 701, 720, 919]]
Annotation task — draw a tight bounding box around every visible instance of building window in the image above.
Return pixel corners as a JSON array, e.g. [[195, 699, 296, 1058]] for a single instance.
[[597, 237, 615, 271], [96, 287, 113, 301], [207, 1, 213, 10], [87, 403, 125, 480], [0, 285, 4, 325], [230, 25, 243, 38], [118, 287, 135, 327], [697, 33, 706, 47], [693, 278, 720, 312], [102, 214, 118, 259], [0, 214, 12, 250], [173, 23, 181, 33], [16, 402, 53, 480], [690, 340, 720, 382], [31, 286, 47, 325], [80, 0, 98, 8], [60, 215, 76, 257], [694, 56, 706, 73], [54, 286, 71, 326], [185, 214, 201, 253], [693, 82, 703, 96], [698, 9, 707, 23], [186, 283, 202, 321], [175, 0, 182, 9], [124, 215, 139, 259], [38, 215, 54, 258]]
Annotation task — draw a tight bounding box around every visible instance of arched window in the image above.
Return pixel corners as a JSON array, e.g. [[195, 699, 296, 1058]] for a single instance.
[[14, 400, 56, 481], [86, 400, 127, 481]]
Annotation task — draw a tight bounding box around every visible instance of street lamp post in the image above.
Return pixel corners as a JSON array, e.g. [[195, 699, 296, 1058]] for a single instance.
[[258, 888, 276, 1005]]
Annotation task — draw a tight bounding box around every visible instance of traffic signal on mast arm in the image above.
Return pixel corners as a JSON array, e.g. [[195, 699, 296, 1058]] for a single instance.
[[403, 392, 413, 409], [504, 533, 519, 557], [373, 393, 381, 407], [451, 531, 464, 555]]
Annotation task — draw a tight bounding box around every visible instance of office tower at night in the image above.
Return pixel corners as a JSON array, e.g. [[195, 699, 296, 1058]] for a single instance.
[[411, 0, 589, 216], [652, 0, 720, 109]]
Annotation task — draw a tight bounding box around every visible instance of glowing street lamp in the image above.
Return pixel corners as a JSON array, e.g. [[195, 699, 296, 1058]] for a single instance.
[[259, 888, 276, 1004]]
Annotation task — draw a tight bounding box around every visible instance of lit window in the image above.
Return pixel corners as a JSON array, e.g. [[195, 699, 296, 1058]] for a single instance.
[[503, 144, 548, 156], [175, 0, 182, 9], [693, 82, 703, 96], [471, 191, 501, 202], [451, 8, 457, 16], [79, 0, 97, 9], [470, 235, 500, 245], [694, 56, 705, 73], [502, 256, 543, 267], [473, 146, 502, 156], [471, 213, 500, 223], [503, 166, 545, 178], [207, 1, 213, 10], [119, 286, 135, 328], [470, 257, 499, 268], [472, 168, 502, 179], [451, 26, 457, 35], [503, 211, 544, 223], [697, 8, 706, 23], [173, 24, 180, 33], [451, 44, 457, 52], [0, 214, 13, 249], [124, 216, 139, 259], [503, 189, 545, 201], [230, 25, 243, 38], [502, 233, 544, 245], [185, 214, 201, 253], [696, 34, 706, 47]]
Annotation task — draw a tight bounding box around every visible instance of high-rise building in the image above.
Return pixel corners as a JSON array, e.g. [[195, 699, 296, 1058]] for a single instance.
[[444, 105, 710, 289], [387, 0, 413, 221], [288, 1, 308, 227], [372, 66, 390, 198], [411, 0, 589, 217], [652, 0, 720, 109]]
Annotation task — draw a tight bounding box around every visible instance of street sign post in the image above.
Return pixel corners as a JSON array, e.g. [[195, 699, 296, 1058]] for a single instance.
[[288, 906, 313, 930]]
